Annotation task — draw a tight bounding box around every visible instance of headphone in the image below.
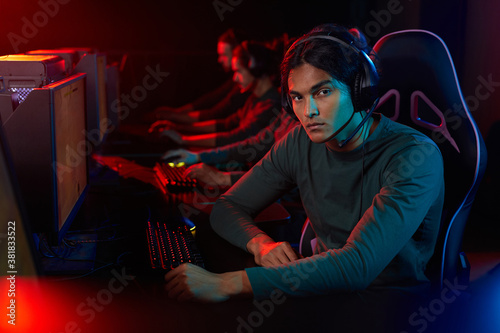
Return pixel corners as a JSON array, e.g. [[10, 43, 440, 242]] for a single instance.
[[240, 41, 273, 78], [281, 31, 380, 147], [282, 32, 379, 114]]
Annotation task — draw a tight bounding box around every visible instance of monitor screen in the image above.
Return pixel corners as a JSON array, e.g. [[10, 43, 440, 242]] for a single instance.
[[74, 53, 109, 146], [52, 78, 88, 231], [105, 62, 121, 130]]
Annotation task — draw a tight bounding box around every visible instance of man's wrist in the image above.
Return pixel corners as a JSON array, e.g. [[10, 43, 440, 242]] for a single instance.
[[219, 172, 232, 186], [221, 270, 253, 298], [191, 110, 201, 122], [246, 233, 274, 256]]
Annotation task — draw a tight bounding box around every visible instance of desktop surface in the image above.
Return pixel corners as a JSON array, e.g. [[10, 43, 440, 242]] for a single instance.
[[26, 151, 268, 332]]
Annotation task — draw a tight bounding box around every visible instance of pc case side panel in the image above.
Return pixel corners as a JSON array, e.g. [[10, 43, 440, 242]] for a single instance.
[[0, 94, 15, 123], [1, 89, 55, 233]]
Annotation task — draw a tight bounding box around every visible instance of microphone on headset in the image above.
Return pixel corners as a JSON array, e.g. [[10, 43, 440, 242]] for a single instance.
[[337, 97, 380, 148]]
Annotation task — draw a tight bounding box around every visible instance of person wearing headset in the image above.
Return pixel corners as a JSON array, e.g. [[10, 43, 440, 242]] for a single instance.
[[152, 28, 251, 124], [161, 108, 298, 187], [164, 24, 444, 329], [157, 41, 281, 148]]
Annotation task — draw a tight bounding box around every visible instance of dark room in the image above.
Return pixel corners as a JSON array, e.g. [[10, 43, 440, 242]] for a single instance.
[[0, 0, 499, 332]]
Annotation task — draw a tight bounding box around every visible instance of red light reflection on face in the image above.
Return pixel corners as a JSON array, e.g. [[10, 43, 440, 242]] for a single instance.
[[217, 42, 233, 72], [232, 58, 255, 93]]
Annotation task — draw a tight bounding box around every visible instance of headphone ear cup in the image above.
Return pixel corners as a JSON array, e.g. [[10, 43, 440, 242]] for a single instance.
[[246, 47, 265, 78], [248, 56, 256, 69], [353, 72, 363, 113], [353, 63, 379, 112], [281, 81, 296, 118], [248, 55, 262, 77]]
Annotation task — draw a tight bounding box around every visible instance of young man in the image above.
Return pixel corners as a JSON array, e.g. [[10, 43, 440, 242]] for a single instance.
[[164, 24, 444, 315], [161, 109, 298, 187]]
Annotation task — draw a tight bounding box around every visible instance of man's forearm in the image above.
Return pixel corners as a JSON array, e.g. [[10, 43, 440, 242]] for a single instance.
[[168, 110, 201, 124], [220, 270, 253, 298]]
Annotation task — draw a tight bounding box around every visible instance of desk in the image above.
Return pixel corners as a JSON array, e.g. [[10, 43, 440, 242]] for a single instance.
[[88, 153, 290, 270], [30, 153, 301, 332], [33, 150, 296, 323]]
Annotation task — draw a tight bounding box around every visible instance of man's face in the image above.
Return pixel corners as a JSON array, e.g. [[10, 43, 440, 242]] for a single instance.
[[288, 63, 355, 145], [217, 42, 233, 72], [232, 57, 255, 92]]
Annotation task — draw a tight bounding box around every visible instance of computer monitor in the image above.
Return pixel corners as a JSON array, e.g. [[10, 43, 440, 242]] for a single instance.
[[0, 120, 40, 277], [74, 52, 109, 146], [106, 61, 121, 130], [1, 73, 88, 245]]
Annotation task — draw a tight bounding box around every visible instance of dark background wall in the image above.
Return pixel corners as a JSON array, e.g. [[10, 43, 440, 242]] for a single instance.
[[2, 0, 498, 135]]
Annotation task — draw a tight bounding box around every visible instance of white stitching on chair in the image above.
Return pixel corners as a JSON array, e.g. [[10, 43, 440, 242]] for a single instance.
[[410, 90, 460, 153], [375, 88, 400, 121]]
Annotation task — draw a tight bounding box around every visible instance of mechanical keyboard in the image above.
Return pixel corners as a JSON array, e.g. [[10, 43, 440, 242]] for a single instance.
[[154, 162, 197, 192], [146, 220, 204, 271]]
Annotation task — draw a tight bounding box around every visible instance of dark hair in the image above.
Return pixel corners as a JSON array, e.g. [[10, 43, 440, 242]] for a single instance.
[[233, 41, 279, 79], [281, 24, 377, 103]]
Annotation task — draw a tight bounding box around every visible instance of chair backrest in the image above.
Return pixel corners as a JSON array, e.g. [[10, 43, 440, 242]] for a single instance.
[[372, 30, 487, 288]]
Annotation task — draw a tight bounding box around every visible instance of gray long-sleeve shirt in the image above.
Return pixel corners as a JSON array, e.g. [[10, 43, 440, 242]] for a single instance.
[[213, 88, 281, 147], [210, 114, 444, 299], [199, 110, 298, 165]]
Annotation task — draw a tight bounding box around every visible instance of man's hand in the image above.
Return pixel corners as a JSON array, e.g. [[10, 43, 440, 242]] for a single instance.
[[164, 263, 252, 302], [246, 234, 299, 267], [184, 163, 231, 187], [154, 106, 178, 120], [161, 149, 200, 165]]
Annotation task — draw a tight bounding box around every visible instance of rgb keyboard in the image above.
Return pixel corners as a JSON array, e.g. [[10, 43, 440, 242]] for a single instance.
[[154, 162, 197, 192], [146, 220, 204, 271]]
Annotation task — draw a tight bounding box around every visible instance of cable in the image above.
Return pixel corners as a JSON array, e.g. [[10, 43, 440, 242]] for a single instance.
[[63, 235, 128, 244], [42, 202, 154, 281], [53, 263, 115, 281], [55, 250, 135, 282], [358, 115, 372, 221], [65, 222, 118, 235], [338, 97, 379, 148]]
